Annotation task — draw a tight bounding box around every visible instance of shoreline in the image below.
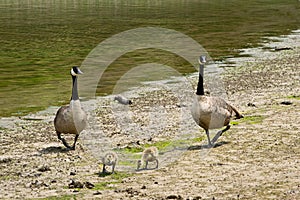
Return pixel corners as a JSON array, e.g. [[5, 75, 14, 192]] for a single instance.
[[1, 29, 299, 128], [0, 30, 299, 199]]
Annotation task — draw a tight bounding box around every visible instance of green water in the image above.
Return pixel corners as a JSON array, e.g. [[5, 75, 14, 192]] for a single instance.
[[1, 0, 300, 117]]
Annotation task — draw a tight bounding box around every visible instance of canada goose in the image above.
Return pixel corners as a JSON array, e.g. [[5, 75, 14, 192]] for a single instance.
[[191, 56, 243, 147], [54, 66, 87, 150], [114, 95, 132, 105], [101, 151, 118, 174], [137, 146, 159, 170]]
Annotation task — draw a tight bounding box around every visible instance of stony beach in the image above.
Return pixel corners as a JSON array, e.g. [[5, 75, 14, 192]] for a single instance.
[[0, 32, 299, 199]]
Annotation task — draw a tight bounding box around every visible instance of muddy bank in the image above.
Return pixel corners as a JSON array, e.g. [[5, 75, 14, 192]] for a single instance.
[[0, 32, 300, 199]]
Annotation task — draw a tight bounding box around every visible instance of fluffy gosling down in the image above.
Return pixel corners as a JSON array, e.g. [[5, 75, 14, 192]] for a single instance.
[[137, 146, 159, 170], [101, 152, 118, 174]]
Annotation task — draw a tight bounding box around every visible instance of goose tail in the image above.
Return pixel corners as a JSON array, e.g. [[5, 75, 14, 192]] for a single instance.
[[230, 105, 243, 119]]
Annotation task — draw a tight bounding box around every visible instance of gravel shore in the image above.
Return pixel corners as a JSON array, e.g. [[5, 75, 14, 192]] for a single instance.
[[0, 32, 299, 199]]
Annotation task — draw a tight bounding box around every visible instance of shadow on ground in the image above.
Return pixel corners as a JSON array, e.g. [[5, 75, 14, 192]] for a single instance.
[[187, 141, 230, 150], [39, 146, 71, 154]]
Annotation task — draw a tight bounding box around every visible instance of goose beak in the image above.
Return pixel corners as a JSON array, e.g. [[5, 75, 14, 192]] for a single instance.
[[77, 68, 83, 74]]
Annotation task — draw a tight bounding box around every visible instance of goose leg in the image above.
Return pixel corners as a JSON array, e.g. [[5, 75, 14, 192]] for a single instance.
[[206, 130, 213, 147], [57, 132, 72, 149], [102, 164, 106, 173], [70, 134, 79, 150], [155, 159, 159, 169], [219, 125, 230, 136], [145, 161, 148, 169], [211, 125, 231, 144]]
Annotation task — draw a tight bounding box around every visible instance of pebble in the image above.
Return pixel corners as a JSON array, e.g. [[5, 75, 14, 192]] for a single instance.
[[70, 171, 76, 176], [166, 194, 183, 200], [29, 180, 48, 188], [93, 191, 102, 195], [51, 180, 57, 184], [193, 197, 202, 200], [84, 181, 95, 189], [247, 102, 256, 107], [274, 47, 292, 51], [280, 101, 292, 105], [37, 165, 51, 172], [68, 180, 84, 189], [0, 157, 12, 164]]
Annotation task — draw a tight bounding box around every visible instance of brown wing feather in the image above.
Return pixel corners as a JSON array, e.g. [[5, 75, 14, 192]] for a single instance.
[[54, 105, 77, 134], [192, 96, 240, 130]]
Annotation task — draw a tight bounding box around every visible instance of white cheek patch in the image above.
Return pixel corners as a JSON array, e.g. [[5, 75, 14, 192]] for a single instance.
[[71, 68, 77, 76]]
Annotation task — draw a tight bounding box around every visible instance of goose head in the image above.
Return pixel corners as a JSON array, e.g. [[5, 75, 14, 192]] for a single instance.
[[71, 66, 83, 76], [198, 55, 207, 65]]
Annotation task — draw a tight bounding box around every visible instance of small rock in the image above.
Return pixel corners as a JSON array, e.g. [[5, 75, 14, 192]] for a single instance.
[[274, 47, 292, 51], [141, 185, 146, 189], [68, 180, 84, 189], [166, 194, 183, 200], [154, 181, 158, 184], [193, 197, 202, 200], [70, 171, 76, 176], [84, 181, 95, 189], [114, 189, 121, 193], [247, 102, 256, 107], [280, 101, 292, 105], [0, 157, 12, 164], [125, 187, 133, 194], [34, 172, 42, 177], [93, 191, 102, 195], [37, 165, 51, 172], [29, 180, 48, 188], [176, 104, 187, 108]]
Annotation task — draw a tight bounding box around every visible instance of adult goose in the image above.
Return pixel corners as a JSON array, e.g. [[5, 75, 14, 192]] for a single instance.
[[191, 56, 243, 147], [54, 66, 87, 150]]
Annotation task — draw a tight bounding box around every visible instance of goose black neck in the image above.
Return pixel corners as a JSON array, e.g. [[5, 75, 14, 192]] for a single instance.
[[196, 64, 204, 95], [71, 75, 79, 100]]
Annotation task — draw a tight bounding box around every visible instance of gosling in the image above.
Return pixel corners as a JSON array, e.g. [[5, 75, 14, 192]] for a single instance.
[[102, 151, 118, 174], [137, 146, 159, 170]]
